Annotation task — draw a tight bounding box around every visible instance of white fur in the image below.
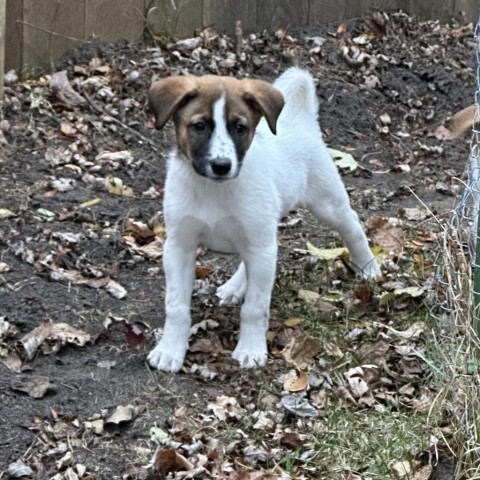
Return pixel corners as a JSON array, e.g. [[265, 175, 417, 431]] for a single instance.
[[206, 95, 239, 178], [148, 67, 381, 373]]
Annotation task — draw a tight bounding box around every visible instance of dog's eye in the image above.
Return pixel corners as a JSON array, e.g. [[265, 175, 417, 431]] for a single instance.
[[234, 123, 248, 134], [191, 122, 206, 132]]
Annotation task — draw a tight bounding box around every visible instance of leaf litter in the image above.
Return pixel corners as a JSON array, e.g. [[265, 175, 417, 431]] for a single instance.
[[0, 8, 472, 479]]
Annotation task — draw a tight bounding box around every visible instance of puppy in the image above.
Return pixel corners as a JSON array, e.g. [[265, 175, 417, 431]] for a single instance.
[[148, 68, 381, 372]]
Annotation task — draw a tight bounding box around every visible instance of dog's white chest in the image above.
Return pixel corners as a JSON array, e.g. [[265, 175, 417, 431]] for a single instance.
[[200, 216, 248, 253], [174, 213, 249, 254]]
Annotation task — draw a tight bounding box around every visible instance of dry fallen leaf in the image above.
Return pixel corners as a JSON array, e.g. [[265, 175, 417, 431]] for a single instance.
[[252, 410, 275, 430], [391, 460, 412, 479], [386, 321, 425, 340], [79, 198, 101, 209], [344, 366, 375, 400], [155, 447, 193, 476], [208, 396, 244, 421], [283, 369, 309, 392], [11, 375, 57, 398], [324, 341, 344, 359], [189, 333, 225, 353], [434, 105, 475, 140], [56, 451, 73, 470], [96, 150, 134, 164], [106, 404, 139, 425], [345, 373, 370, 398], [0, 208, 15, 219], [105, 175, 133, 197], [284, 317, 303, 327], [282, 333, 322, 370], [412, 390, 433, 413], [189, 319, 220, 336], [49, 70, 86, 106], [7, 461, 34, 478], [18, 319, 90, 360], [196, 264, 213, 279], [84, 419, 104, 435], [328, 148, 359, 171], [123, 236, 164, 261], [0, 317, 18, 340], [0, 261, 10, 273], [281, 392, 318, 417], [307, 241, 348, 260], [2, 352, 22, 372], [354, 339, 390, 367], [415, 448, 454, 480], [60, 121, 78, 137], [124, 219, 157, 240], [367, 216, 404, 256], [105, 280, 127, 299], [402, 207, 428, 221], [298, 288, 320, 304], [125, 323, 147, 347], [346, 474, 362, 480]]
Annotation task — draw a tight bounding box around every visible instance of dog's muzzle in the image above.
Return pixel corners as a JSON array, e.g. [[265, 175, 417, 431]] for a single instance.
[[203, 156, 240, 181], [192, 155, 240, 181], [210, 158, 232, 176]]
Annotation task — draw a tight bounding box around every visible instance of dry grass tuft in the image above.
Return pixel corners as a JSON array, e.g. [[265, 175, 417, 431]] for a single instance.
[[432, 214, 480, 479]]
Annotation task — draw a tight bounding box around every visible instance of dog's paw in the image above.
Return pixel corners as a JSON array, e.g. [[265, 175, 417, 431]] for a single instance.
[[216, 279, 247, 306], [357, 260, 382, 280], [232, 340, 268, 368], [148, 341, 187, 373]]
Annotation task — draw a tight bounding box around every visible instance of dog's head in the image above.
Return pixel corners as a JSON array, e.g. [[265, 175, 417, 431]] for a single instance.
[[149, 75, 284, 181]]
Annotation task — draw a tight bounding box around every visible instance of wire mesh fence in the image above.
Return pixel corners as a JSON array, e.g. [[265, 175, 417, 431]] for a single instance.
[[434, 14, 480, 330], [430, 11, 480, 480]]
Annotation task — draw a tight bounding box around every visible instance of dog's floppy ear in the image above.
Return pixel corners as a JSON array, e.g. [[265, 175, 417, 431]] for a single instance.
[[149, 76, 198, 130], [243, 80, 285, 135]]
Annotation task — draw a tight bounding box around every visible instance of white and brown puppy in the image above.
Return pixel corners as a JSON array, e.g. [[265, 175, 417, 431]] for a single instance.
[[148, 68, 380, 373]]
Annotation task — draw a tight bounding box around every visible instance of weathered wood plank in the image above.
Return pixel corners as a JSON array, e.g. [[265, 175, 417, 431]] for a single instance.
[[49, 0, 86, 61], [85, 0, 144, 42], [409, 0, 455, 21], [146, 0, 203, 38], [23, 0, 54, 72], [257, 0, 309, 31], [8, 0, 480, 77], [0, 0, 5, 100], [203, 0, 256, 33], [344, 0, 363, 19], [455, 0, 480, 23], [23, 0, 85, 71], [309, 0, 346, 24], [363, 0, 410, 14], [5, 0, 23, 72]]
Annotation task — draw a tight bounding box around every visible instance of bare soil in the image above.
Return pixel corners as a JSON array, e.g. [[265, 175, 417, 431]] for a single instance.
[[0, 11, 474, 478]]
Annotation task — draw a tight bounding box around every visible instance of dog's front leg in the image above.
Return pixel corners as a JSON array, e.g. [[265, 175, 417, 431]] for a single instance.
[[148, 237, 196, 372], [232, 246, 277, 368]]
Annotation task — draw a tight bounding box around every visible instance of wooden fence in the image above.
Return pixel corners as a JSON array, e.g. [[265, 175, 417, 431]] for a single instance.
[[6, 0, 480, 76]]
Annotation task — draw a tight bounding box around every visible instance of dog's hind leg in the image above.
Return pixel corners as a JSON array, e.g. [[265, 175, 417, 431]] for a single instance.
[[216, 262, 247, 305], [311, 203, 380, 278], [306, 162, 381, 279]]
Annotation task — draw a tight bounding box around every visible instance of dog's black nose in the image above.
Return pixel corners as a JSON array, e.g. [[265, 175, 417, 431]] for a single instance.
[[210, 158, 232, 176]]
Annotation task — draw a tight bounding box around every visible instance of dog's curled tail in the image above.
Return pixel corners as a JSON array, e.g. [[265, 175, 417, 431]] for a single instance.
[[273, 67, 319, 120]]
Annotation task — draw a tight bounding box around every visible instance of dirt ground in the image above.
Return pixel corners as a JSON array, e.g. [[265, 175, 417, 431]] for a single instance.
[[0, 10, 475, 479]]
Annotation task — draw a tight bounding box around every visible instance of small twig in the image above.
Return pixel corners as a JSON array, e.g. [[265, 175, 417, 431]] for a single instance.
[[83, 93, 163, 155], [16, 20, 82, 43], [406, 186, 447, 233]]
